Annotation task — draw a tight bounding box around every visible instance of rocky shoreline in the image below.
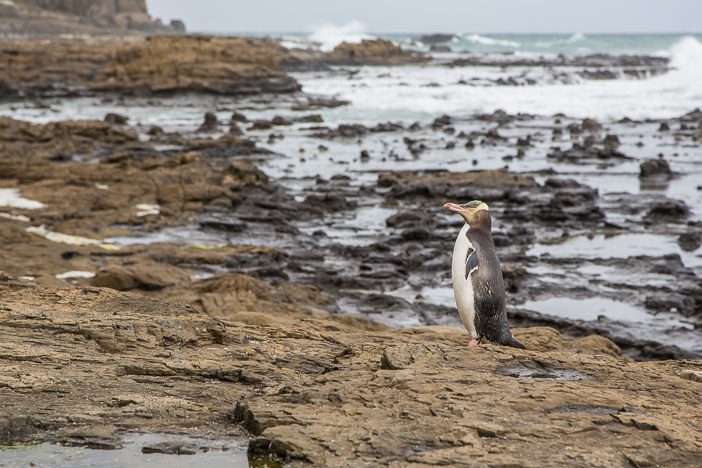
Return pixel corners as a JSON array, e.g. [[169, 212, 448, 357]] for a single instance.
[[1, 34, 702, 464], [1, 275, 702, 465]]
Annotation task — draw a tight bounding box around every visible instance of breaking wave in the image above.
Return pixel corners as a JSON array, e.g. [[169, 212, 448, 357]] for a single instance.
[[663, 36, 702, 95], [462, 34, 521, 48], [308, 21, 374, 52], [566, 32, 586, 43]]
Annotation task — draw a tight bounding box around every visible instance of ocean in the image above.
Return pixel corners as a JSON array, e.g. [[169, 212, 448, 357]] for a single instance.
[[271, 28, 702, 121]]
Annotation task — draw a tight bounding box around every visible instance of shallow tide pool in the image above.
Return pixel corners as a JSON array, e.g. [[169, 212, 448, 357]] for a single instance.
[[0, 433, 250, 468], [528, 233, 702, 270]]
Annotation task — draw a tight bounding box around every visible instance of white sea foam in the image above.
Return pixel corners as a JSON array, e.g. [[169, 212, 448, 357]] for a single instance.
[[296, 36, 702, 121], [279, 35, 311, 50], [566, 32, 586, 43], [462, 34, 520, 48], [308, 21, 373, 52], [668, 36, 702, 87], [536, 32, 586, 48]]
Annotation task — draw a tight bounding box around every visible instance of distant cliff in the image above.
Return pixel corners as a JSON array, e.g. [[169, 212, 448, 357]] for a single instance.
[[0, 0, 185, 35]]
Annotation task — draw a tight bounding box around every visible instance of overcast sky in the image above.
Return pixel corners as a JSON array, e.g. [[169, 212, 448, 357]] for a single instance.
[[147, 0, 701, 34]]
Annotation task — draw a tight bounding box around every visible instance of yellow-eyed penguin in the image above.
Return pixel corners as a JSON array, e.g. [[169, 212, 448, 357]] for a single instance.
[[443, 200, 525, 348]]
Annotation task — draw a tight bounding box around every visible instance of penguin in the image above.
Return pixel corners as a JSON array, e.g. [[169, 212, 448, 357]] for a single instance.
[[443, 200, 525, 349]]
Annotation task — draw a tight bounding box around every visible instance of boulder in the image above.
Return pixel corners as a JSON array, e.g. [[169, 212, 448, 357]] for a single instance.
[[639, 158, 672, 178], [197, 112, 219, 132], [104, 112, 128, 125], [325, 39, 426, 65]]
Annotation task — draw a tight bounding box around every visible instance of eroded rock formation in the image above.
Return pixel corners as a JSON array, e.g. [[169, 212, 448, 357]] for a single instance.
[[0, 0, 182, 35]]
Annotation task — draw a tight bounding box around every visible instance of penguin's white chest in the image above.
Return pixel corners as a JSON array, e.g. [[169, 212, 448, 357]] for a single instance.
[[451, 224, 479, 339]]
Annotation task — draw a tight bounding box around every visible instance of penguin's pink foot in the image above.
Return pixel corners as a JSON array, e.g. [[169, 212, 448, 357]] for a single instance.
[[468, 338, 479, 347]]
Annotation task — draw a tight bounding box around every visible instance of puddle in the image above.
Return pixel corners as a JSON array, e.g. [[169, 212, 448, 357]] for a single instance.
[[107, 226, 226, 247], [389, 284, 455, 307], [0, 188, 45, 209], [0, 433, 251, 467], [497, 360, 593, 381], [519, 296, 692, 328], [528, 233, 702, 270], [298, 204, 396, 246]]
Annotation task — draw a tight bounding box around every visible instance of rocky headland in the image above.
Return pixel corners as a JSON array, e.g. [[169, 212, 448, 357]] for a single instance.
[[0, 0, 183, 35]]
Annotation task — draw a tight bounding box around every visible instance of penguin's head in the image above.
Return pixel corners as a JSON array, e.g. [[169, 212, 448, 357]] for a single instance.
[[443, 200, 491, 228]]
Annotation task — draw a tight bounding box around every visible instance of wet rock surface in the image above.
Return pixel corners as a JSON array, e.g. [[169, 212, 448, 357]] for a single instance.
[[0, 36, 300, 100], [2, 102, 701, 362], [324, 39, 427, 65]]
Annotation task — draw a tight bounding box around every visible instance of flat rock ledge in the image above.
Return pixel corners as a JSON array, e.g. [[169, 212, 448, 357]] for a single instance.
[[0, 275, 701, 466]]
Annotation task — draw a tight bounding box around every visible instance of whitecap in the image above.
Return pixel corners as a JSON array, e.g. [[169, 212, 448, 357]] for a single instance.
[[668, 36, 702, 83], [566, 32, 586, 43], [308, 20, 374, 52], [463, 34, 520, 48]]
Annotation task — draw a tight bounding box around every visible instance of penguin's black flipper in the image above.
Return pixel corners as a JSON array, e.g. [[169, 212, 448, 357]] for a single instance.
[[465, 249, 478, 279], [504, 335, 526, 349]]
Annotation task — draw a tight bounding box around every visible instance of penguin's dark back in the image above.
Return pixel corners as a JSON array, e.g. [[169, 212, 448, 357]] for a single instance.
[[467, 228, 510, 342]]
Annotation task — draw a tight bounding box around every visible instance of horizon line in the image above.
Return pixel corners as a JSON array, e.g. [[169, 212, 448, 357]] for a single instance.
[[188, 30, 702, 36]]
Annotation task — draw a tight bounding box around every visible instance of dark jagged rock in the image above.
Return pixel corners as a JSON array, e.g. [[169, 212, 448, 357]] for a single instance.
[[312, 124, 369, 139], [548, 143, 631, 162], [431, 115, 452, 128], [324, 39, 426, 65], [302, 192, 357, 211], [147, 125, 164, 137], [229, 122, 243, 136], [681, 108, 702, 122], [293, 114, 324, 123], [291, 97, 349, 111], [430, 45, 452, 52], [230, 111, 248, 122], [640, 158, 672, 178], [678, 232, 702, 252], [418, 33, 456, 44], [581, 118, 603, 132], [645, 200, 689, 222], [249, 120, 273, 131], [142, 441, 198, 455], [580, 70, 618, 80], [370, 122, 404, 132], [197, 112, 219, 132], [271, 116, 293, 126], [104, 112, 128, 125]]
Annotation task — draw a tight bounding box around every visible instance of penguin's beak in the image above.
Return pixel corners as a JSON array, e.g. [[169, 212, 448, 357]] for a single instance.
[[443, 202, 467, 214]]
